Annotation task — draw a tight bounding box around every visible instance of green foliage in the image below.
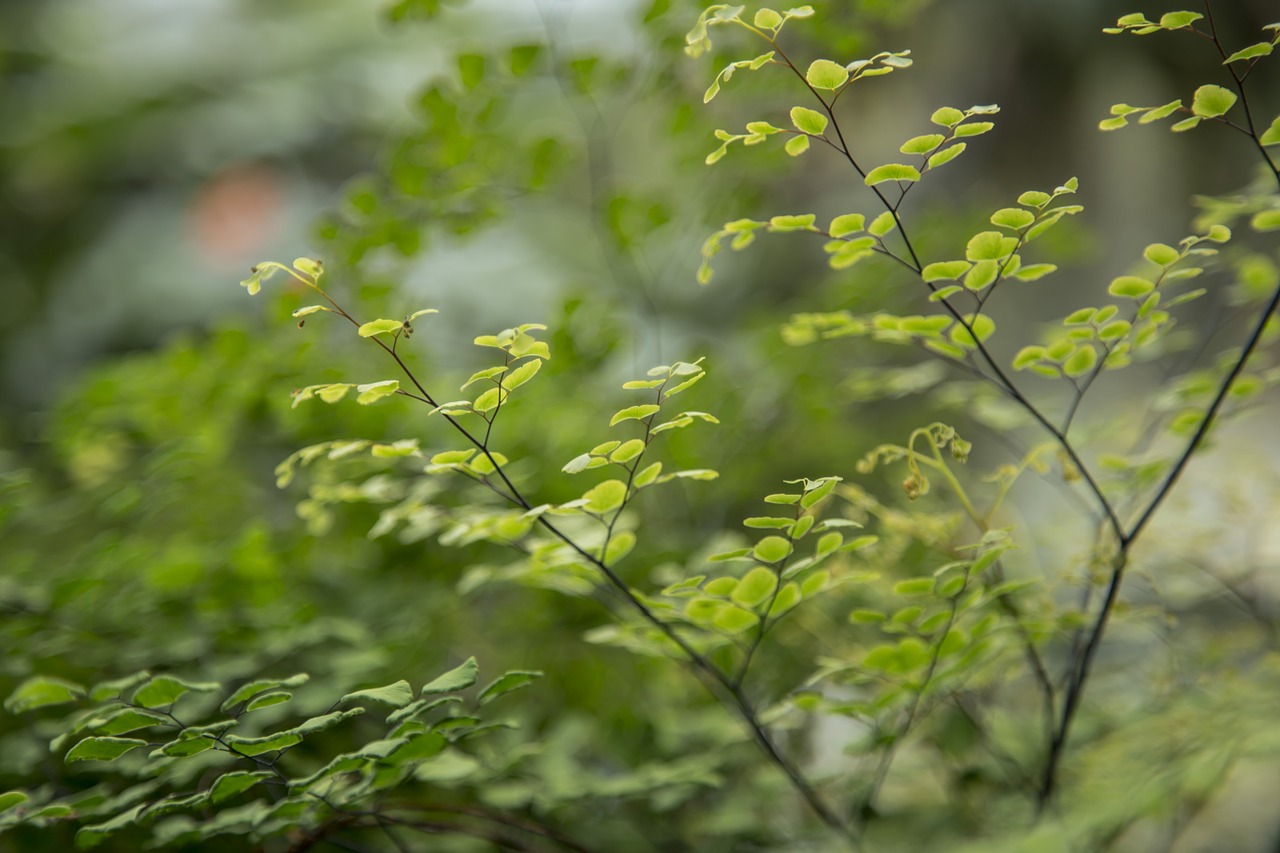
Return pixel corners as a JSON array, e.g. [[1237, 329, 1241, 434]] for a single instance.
[[2, 660, 544, 849], [5, 2, 1280, 852]]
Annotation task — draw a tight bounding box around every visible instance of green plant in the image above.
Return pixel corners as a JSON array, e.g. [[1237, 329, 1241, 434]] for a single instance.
[[4, 2, 1279, 851]]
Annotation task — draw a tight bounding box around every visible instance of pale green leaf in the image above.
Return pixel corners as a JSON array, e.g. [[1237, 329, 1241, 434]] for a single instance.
[[753, 535, 794, 563], [1191, 84, 1236, 118], [829, 213, 865, 237], [990, 208, 1034, 230], [805, 59, 849, 90], [604, 531, 637, 567], [610, 404, 661, 426], [1109, 275, 1155, 298], [868, 211, 896, 237], [1251, 210, 1280, 231], [922, 261, 971, 282], [953, 121, 994, 137], [1261, 116, 1280, 146], [583, 479, 628, 514], [1159, 11, 1202, 28], [357, 380, 400, 405], [1063, 346, 1098, 377], [358, 319, 405, 338], [966, 231, 1017, 261], [900, 134, 944, 154], [865, 163, 921, 185], [926, 142, 967, 170], [1225, 42, 1274, 64], [1143, 243, 1181, 265], [1013, 263, 1057, 281], [754, 7, 782, 28], [503, 359, 542, 391], [731, 566, 778, 607], [931, 107, 964, 127], [790, 106, 828, 135]]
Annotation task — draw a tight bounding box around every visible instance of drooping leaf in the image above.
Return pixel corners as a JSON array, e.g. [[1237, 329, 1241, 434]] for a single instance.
[[865, 164, 921, 186], [66, 737, 147, 763], [5, 677, 84, 713], [342, 681, 414, 709], [477, 671, 544, 705], [131, 676, 219, 709], [422, 658, 480, 695], [610, 404, 661, 426]]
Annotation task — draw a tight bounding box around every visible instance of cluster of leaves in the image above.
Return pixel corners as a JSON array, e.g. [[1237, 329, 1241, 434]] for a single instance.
[[5, 2, 1280, 851], [1, 661, 546, 850]]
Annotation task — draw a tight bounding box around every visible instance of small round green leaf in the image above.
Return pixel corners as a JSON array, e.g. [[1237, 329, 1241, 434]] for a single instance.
[[828, 213, 866, 237], [931, 107, 964, 127], [1063, 346, 1098, 377], [1143, 243, 1180, 266], [926, 143, 966, 170], [864, 164, 921, 186], [357, 319, 405, 338], [784, 135, 811, 156], [790, 106, 828, 135], [805, 59, 849, 90], [922, 261, 971, 282], [1108, 276, 1155, 298], [583, 480, 628, 514], [753, 536, 794, 563], [1191, 85, 1236, 118], [610, 404, 660, 426], [732, 566, 779, 607], [900, 134, 944, 154], [990, 208, 1034, 230]]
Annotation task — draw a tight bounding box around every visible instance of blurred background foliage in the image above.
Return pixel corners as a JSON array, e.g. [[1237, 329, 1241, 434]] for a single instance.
[[2, 0, 1279, 849]]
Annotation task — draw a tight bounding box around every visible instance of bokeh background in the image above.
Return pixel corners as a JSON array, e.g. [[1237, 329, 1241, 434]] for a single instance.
[[2, 0, 1279, 850]]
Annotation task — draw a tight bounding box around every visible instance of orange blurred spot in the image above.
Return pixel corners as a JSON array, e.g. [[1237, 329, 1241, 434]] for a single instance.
[[189, 163, 284, 266]]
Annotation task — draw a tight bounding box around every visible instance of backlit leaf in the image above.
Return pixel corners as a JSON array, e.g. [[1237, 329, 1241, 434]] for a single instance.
[[357, 319, 405, 338], [865, 164, 921, 185], [805, 59, 849, 90], [1191, 84, 1236, 118], [790, 106, 828, 135]]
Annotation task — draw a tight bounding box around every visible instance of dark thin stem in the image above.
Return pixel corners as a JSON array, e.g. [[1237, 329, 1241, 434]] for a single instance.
[[327, 299, 856, 846], [770, 40, 1128, 542], [1039, 16, 1280, 795], [767, 41, 924, 272], [1124, 283, 1280, 545], [1203, 1, 1280, 184]]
